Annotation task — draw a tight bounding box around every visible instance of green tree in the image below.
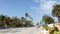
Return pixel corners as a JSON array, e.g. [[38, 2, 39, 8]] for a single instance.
[[25, 13, 34, 26], [5, 16, 12, 27], [11, 16, 21, 27], [0, 15, 6, 26], [42, 15, 54, 24], [21, 17, 33, 27], [25, 13, 33, 20], [21, 17, 26, 26], [25, 20, 32, 27], [52, 4, 60, 22]]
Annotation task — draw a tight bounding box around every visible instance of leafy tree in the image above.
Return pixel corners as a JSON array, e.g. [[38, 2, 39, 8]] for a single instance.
[[11, 16, 21, 27], [0, 14, 34, 28], [21, 17, 33, 27], [5, 16, 11, 26], [52, 4, 60, 22], [0, 15, 6, 21], [42, 15, 54, 24], [25, 20, 32, 27], [0, 15, 6, 26]]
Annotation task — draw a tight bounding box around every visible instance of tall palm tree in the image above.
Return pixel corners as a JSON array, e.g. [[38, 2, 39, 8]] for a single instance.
[[25, 13, 28, 18], [25, 13, 33, 20], [21, 17, 26, 23], [21, 17, 26, 26], [52, 4, 60, 22]]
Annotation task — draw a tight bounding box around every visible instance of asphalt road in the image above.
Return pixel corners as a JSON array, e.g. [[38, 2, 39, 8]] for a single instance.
[[0, 27, 42, 34]]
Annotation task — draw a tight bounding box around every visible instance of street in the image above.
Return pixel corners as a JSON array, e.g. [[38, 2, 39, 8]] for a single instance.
[[0, 27, 42, 34]]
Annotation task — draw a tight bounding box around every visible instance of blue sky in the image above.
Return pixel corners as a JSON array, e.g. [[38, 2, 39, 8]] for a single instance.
[[0, 0, 60, 23]]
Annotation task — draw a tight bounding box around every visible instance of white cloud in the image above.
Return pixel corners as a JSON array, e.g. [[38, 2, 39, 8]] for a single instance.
[[40, 1, 57, 14], [31, 0, 60, 21], [32, 0, 59, 15]]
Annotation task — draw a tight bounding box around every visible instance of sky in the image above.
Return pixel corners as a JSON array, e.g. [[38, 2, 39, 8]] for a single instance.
[[0, 0, 60, 23]]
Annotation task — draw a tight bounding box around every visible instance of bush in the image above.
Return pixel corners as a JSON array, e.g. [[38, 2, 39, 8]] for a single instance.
[[43, 25, 50, 30]]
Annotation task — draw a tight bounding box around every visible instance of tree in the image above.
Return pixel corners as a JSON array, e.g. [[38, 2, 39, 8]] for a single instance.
[[25, 13, 33, 20], [21, 17, 26, 22], [0, 15, 6, 20], [25, 13, 28, 18], [25, 13, 33, 26], [0, 15, 6, 26], [21, 17, 26, 26], [42, 15, 54, 24], [21, 17, 33, 27], [5, 16, 11, 25], [52, 4, 60, 22], [11, 16, 21, 27], [25, 20, 32, 27]]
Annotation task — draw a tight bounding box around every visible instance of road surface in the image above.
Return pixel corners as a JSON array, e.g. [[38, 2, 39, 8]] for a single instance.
[[0, 27, 42, 34]]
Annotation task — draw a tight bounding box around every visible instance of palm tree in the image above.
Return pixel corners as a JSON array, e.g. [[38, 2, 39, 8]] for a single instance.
[[25, 13, 33, 20], [52, 4, 60, 22], [21, 17, 26, 26], [21, 17, 26, 21], [25, 13, 28, 18]]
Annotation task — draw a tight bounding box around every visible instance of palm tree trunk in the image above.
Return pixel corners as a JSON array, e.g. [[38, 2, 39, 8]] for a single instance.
[[58, 16, 60, 22]]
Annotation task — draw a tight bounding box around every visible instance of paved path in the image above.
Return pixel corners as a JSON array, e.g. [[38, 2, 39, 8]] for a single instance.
[[0, 27, 42, 34]]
